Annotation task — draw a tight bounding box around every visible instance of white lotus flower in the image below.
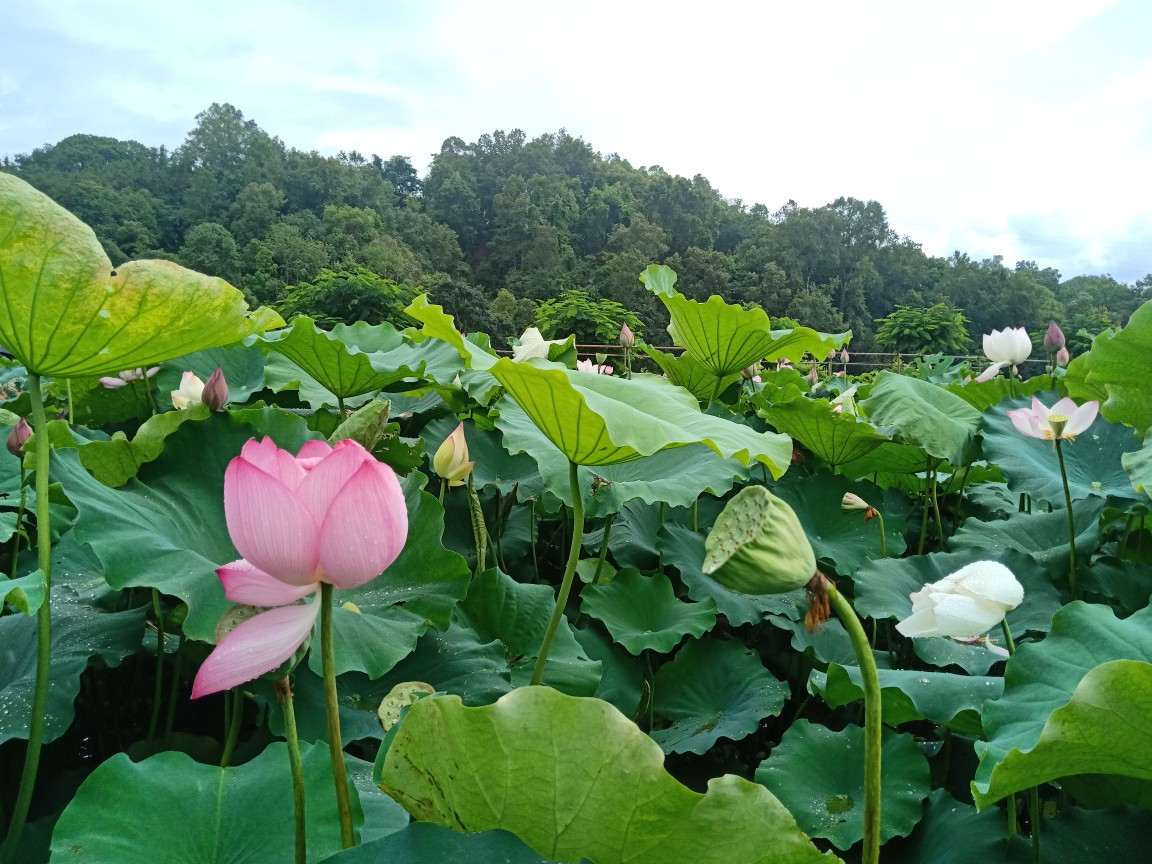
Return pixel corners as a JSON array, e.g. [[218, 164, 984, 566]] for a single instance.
[[171, 371, 205, 409], [512, 327, 565, 362], [896, 561, 1023, 639], [977, 327, 1032, 381]]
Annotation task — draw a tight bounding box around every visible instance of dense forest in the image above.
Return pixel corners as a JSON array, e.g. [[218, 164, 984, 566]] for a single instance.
[[3, 102, 1148, 352]]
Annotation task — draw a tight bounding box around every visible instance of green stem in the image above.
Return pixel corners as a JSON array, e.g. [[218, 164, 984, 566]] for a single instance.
[[164, 640, 183, 737], [219, 689, 244, 768], [281, 679, 308, 864], [530, 462, 584, 687], [529, 506, 539, 583], [438, 479, 446, 505], [65, 379, 74, 425], [1000, 619, 1017, 656], [634, 650, 655, 732], [337, 396, 347, 420], [0, 374, 53, 864], [1029, 786, 1042, 863], [917, 486, 931, 556], [929, 461, 947, 551], [8, 467, 26, 579], [466, 473, 488, 577], [1053, 439, 1078, 600], [146, 588, 166, 751], [826, 583, 881, 864], [1000, 619, 1021, 841], [321, 583, 356, 848], [874, 510, 887, 559], [691, 499, 698, 533], [592, 513, 615, 584], [708, 375, 722, 408]]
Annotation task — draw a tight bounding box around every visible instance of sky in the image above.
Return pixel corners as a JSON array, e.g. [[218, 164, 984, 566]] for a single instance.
[[3, 0, 1149, 283]]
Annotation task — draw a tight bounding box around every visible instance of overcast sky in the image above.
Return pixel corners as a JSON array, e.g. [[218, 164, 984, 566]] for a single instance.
[[3, 0, 1149, 282]]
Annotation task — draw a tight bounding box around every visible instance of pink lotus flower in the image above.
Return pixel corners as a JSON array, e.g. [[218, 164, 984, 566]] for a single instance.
[[99, 367, 160, 389], [1007, 396, 1099, 441], [191, 438, 407, 698]]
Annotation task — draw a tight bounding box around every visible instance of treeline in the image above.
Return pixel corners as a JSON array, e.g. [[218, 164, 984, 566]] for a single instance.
[[4, 102, 1148, 350]]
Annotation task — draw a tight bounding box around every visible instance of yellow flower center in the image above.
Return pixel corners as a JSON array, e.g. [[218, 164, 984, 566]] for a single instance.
[[1047, 414, 1068, 440]]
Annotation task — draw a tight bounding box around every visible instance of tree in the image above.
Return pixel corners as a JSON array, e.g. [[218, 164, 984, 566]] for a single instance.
[[874, 304, 971, 355], [379, 155, 422, 202], [785, 287, 849, 334], [179, 222, 238, 280], [278, 268, 417, 327], [535, 289, 642, 345], [229, 181, 285, 244]]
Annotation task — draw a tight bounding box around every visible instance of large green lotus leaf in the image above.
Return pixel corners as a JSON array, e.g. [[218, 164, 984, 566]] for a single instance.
[[982, 398, 1142, 504], [581, 569, 717, 655], [497, 401, 752, 514], [950, 497, 1105, 574], [977, 659, 1152, 808], [853, 549, 1063, 673], [572, 623, 643, 719], [456, 568, 601, 696], [943, 373, 1049, 413], [154, 343, 268, 409], [0, 533, 145, 746], [642, 265, 841, 375], [809, 663, 1003, 738], [51, 409, 314, 642], [973, 601, 1152, 808], [492, 363, 792, 471], [884, 789, 1151, 864], [650, 636, 789, 755], [260, 317, 418, 400], [588, 499, 662, 571], [773, 474, 909, 575], [756, 721, 930, 850], [757, 385, 892, 468], [1066, 299, 1152, 434], [836, 440, 932, 483], [44, 405, 212, 487], [0, 173, 280, 377], [378, 687, 834, 864], [659, 523, 804, 626], [51, 743, 355, 863], [641, 344, 741, 401], [1121, 428, 1152, 500], [319, 822, 577, 864], [859, 371, 983, 465]]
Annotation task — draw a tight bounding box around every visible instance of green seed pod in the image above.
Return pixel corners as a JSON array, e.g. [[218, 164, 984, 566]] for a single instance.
[[702, 485, 815, 595]]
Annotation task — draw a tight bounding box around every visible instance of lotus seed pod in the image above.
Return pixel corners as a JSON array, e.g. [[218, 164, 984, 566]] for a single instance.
[[702, 485, 816, 595]]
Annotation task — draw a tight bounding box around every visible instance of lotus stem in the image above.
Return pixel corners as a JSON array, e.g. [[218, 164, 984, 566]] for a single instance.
[[1053, 439, 1078, 600], [929, 462, 947, 551], [321, 582, 356, 848], [280, 677, 308, 864], [825, 582, 881, 864], [0, 374, 54, 864], [874, 510, 888, 559], [146, 588, 166, 751], [530, 461, 584, 686], [164, 639, 183, 737], [220, 689, 244, 768], [592, 513, 615, 584], [998, 620, 1040, 858], [8, 466, 26, 580]]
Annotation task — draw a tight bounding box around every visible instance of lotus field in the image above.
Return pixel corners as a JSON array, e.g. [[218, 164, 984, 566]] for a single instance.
[[3, 172, 1152, 864]]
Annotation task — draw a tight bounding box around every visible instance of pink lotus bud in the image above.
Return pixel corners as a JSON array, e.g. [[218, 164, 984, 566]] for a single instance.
[[7, 417, 32, 457], [1056, 346, 1070, 367], [619, 322, 635, 348], [840, 347, 850, 365], [807, 367, 819, 386], [1044, 322, 1065, 353], [203, 366, 229, 411]]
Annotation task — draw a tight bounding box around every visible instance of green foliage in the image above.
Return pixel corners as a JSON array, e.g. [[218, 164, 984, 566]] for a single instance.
[[534, 288, 641, 344], [874, 303, 971, 354], [278, 268, 418, 328]]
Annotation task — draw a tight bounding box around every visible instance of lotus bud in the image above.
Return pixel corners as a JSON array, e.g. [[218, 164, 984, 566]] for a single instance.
[[202, 366, 229, 411], [1044, 322, 1065, 353], [807, 367, 819, 387], [1055, 346, 1070, 367], [702, 486, 816, 595], [619, 322, 635, 348], [840, 347, 850, 365], [6, 418, 32, 457], [841, 492, 870, 513], [434, 422, 474, 487]]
